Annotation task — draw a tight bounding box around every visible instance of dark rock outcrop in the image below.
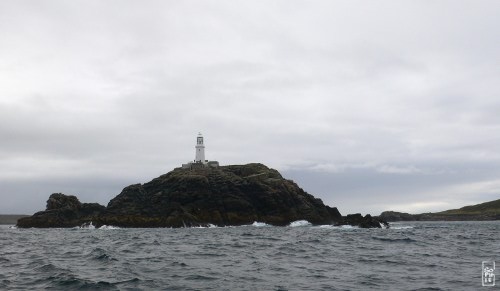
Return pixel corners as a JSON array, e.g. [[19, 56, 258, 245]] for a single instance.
[[17, 163, 384, 228], [96, 164, 343, 227], [17, 193, 105, 228], [343, 213, 388, 228], [379, 211, 416, 222]]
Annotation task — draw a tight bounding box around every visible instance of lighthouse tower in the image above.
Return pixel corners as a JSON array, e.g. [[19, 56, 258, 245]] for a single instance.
[[181, 132, 218, 169], [195, 132, 206, 163]]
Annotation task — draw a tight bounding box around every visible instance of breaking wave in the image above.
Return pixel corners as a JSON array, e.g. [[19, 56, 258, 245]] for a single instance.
[[80, 222, 95, 229], [251, 221, 270, 227], [98, 225, 121, 230], [390, 225, 414, 230], [289, 220, 312, 227]]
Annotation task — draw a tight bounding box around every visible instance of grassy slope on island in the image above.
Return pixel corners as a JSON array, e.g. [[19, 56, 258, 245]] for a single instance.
[[437, 198, 500, 216], [380, 198, 500, 221]]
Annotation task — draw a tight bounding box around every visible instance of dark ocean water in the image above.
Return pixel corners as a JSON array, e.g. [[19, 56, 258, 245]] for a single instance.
[[1, 221, 499, 290]]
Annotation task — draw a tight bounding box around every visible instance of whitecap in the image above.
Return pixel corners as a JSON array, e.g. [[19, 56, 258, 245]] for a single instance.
[[390, 226, 414, 230], [318, 225, 334, 228], [80, 221, 95, 229], [98, 225, 121, 230], [251, 221, 270, 227], [315, 225, 360, 229], [388, 222, 415, 230], [192, 224, 220, 228], [289, 220, 312, 227]]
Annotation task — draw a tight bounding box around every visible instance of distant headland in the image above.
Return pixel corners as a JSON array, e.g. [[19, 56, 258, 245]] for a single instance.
[[17, 133, 386, 228], [380, 198, 500, 222], [0, 215, 29, 225]]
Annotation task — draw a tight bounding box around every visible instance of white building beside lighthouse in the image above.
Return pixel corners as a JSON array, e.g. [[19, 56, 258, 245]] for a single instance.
[[182, 132, 219, 169]]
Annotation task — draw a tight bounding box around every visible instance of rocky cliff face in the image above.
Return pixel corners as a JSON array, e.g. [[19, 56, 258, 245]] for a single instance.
[[17, 163, 386, 228], [378, 211, 417, 222], [98, 163, 343, 227]]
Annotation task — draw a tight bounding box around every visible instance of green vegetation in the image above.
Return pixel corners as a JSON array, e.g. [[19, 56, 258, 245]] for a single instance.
[[380, 198, 500, 221], [438, 199, 500, 215]]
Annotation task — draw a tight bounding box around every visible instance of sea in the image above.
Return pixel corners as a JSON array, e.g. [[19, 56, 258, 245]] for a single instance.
[[1, 221, 499, 290]]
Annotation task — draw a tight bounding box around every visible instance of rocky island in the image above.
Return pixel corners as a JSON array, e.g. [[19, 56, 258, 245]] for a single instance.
[[17, 163, 387, 228], [18, 133, 386, 228]]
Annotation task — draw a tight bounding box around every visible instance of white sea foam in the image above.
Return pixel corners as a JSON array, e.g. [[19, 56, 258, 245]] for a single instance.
[[315, 224, 351, 229], [192, 224, 220, 228], [389, 223, 415, 230], [80, 222, 95, 229], [251, 221, 270, 227], [8, 225, 17, 229], [315, 224, 342, 229], [98, 225, 120, 230], [390, 226, 414, 230], [289, 220, 312, 227]]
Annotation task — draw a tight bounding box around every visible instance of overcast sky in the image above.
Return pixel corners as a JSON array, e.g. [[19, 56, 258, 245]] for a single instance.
[[1, 1, 499, 215]]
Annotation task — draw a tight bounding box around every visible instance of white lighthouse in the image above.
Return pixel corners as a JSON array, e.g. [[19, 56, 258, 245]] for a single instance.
[[181, 132, 219, 169], [195, 132, 206, 163]]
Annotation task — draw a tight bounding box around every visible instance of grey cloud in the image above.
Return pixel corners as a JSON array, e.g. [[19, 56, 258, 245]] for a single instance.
[[283, 160, 500, 215], [0, 1, 499, 214]]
